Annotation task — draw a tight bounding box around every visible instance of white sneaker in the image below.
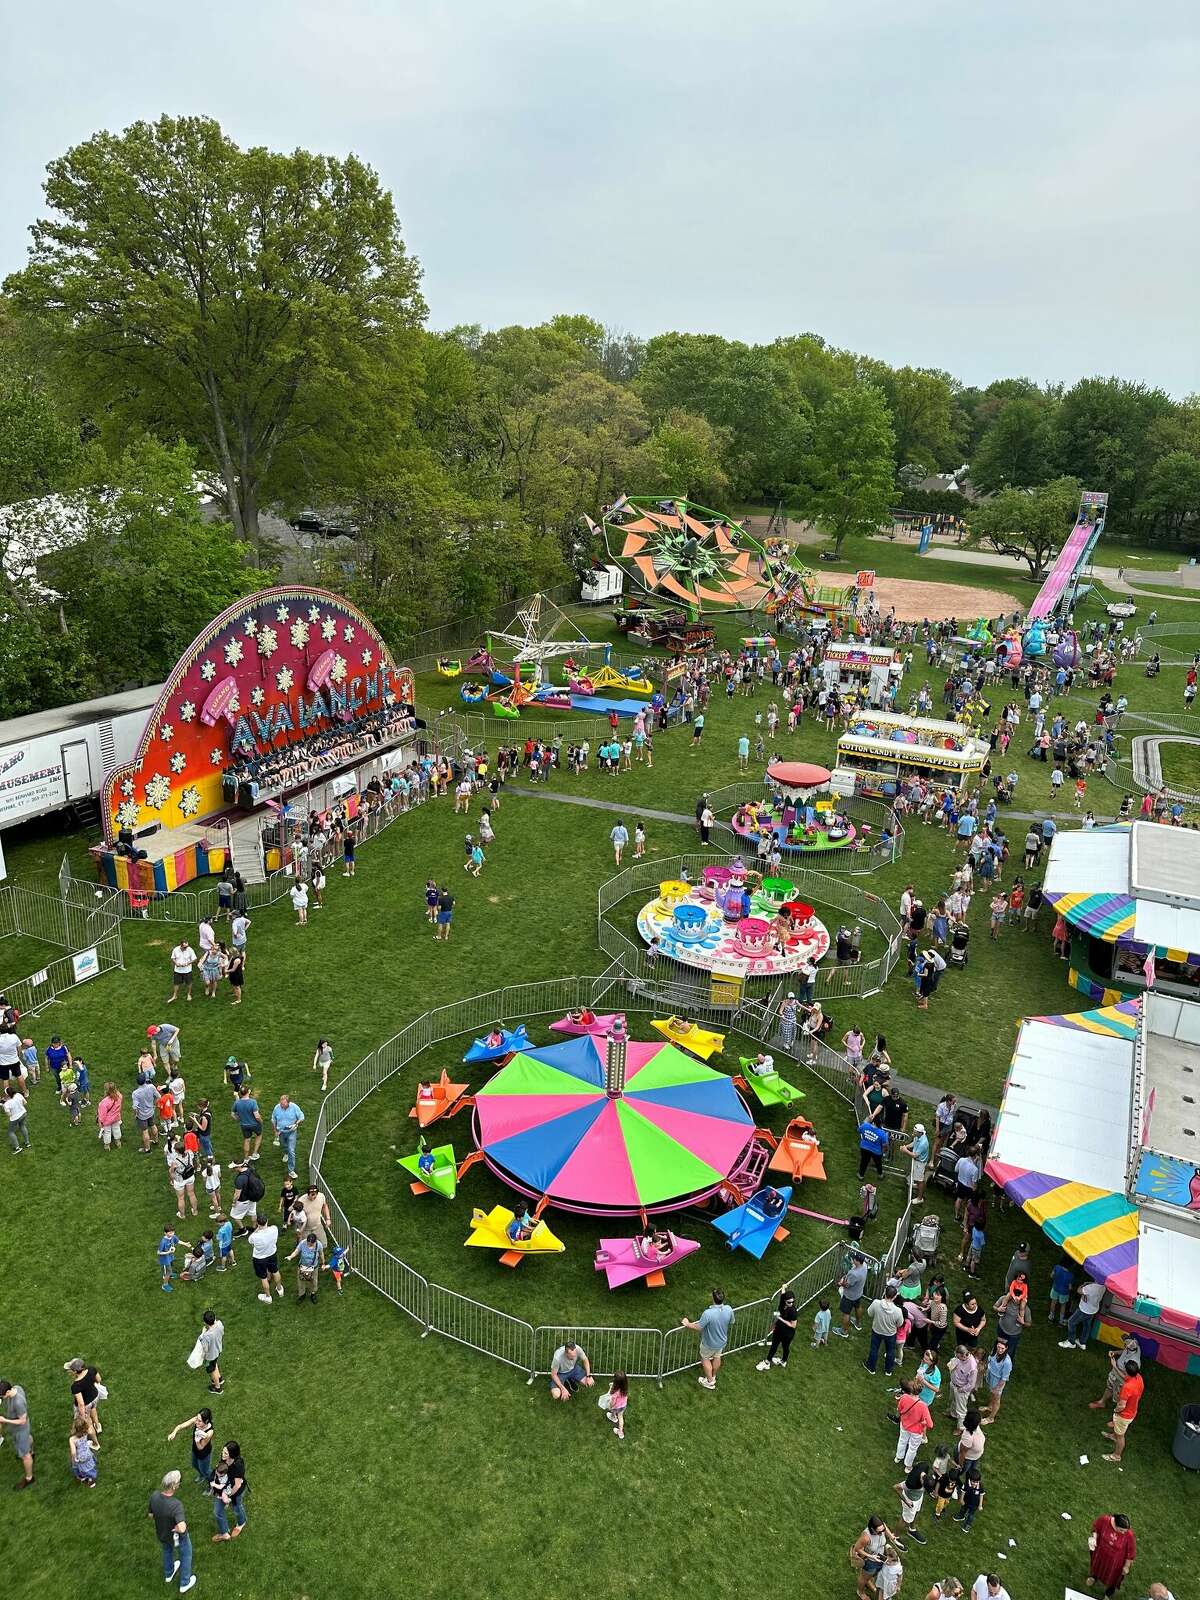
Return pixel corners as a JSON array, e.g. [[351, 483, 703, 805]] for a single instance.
[[274, 1283, 284, 1297], [179, 1580, 197, 1595], [1057, 1339, 1076, 1349], [165, 1561, 180, 1582], [698, 1377, 716, 1389], [257, 1293, 272, 1304], [755, 1360, 770, 1371], [771, 1356, 784, 1366]]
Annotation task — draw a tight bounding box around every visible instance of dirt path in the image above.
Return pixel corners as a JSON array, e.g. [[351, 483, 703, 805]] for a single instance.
[[870, 575, 1020, 623]]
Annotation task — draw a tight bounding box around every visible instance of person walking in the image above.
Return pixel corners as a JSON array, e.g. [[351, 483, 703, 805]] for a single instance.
[[756, 1285, 798, 1371], [600, 1371, 629, 1439], [300, 1182, 332, 1248], [609, 821, 629, 865], [4, 1083, 30, 1152], [69, 1415, 98, 1487], [147, 1469, 197, 1591], [1102, 1359, 1144, 1464], [894, 1380, 934, 1469], [270, 1093, 304, 1179], [64, 1357, 103, 1445], [981, 1339, 1012, 1423], [232, 1087, 263, 1162], [863, 1287, 906, 1377], [168, 938, 197, 1004], [434, 886, 454, 942], [0, 1377, 34, 1487], [211, 1440, 249, 1540], [248, 1214, 285, 1304], [289, 878, 309, 925], [286, 1231, 325, 1301], [167, 1407, 214, 1488], [1086, 1512, 1136, 1596], [312, 1038, 333, 1093], [850, 1515, 904, 1600], [681, 1288, 735, 1390], [96, 1082, 123, 1150], [947, 1345, 979, 1426], [894, 1458, 934, 1547], [226, 944, 246, 1004], [197, 1310, 224, 1393]]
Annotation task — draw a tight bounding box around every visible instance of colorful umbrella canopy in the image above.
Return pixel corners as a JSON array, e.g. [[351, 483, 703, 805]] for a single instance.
[[473, 1036, 754, 1214]]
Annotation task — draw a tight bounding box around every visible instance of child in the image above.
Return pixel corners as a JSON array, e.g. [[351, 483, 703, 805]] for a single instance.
[[19, 1038, 39, 1087], [215, 1217, 236, 1272], [203, 1159, 223, 1218], [59, 1060, 81, 1125], [603, 1370, 629, 1440], [893, 1305, 911, 1368], [932, 1461, 961, 1519], [634, 822, 646, 860], [1074, 776, 1087, 809], [424, 879, 439, 924], [156, 1085, 177, 1137], [754, 734, 765, 762], [954, 1462, 985, 1529], [158, 1224, 190, 1292], [313, 1038, 333, 1093], [46, 1034, 70, 1093], [988, 893, 1006, 940], [69, 1415, 98, 1487], [74, 1058, 92, 1107], [1049, 1258, 1074, 1326], [326, 1240, 350, 1293], [963, 1220, 985, 1278], [875, 1551, 903, 1600], [811, 1298, 832, 1348], [464, 842, 485, 877], [180, 1242, 209, 1283]]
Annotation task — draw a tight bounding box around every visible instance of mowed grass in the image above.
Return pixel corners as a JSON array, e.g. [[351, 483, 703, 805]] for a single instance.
[[1, 585, 1199, 1600]]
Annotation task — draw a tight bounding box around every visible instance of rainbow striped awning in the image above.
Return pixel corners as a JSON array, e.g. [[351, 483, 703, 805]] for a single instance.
[[1028, 999, 1140, 1038], [1042, 890, 1137, 942], [986, 1163, 1140, 1299]]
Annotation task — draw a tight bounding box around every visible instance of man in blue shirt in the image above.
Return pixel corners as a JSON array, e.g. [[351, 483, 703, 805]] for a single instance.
[[270, 1094, 304, 1179], [231, 1092, 262, 1161], [858, 1109, 890, 1178], [1041, 816, 1057, 846], [902, 1122, 931, 1200]]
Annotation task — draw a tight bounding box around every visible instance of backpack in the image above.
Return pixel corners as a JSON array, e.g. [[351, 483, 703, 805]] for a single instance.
[[241, 1167, 265, 1203]]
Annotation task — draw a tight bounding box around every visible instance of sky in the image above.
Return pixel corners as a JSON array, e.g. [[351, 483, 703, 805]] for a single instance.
[[2, 0, 1198, 395]]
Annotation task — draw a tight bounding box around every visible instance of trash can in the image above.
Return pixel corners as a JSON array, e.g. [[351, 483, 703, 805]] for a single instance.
[[1173, 1402, 1200, 1469]]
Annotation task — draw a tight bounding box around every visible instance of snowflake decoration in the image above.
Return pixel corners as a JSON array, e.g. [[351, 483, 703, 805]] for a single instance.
[[116, 800, 141, 830], [224, 637, 244, 667], [210, 748, 225, 766], [120, 778, 135, 798], [275, 605, 290, 623], [243, 617, 259, 636], [257, 625, 278, 659], [178, 785, 201, 819], [343, 624, 355, 643], [159, 723, 173, 742], [330, 655, 347, 684], [251, 686, 265, 707], [361, 649, 373, 666], [144, 773, 171, 810], [321, 617, 337, 641], [308, 605, 321, 622], [199, 659, 216, 682], [290, 620, 310, 649], [276, 666, 294, 693], [170, 751, 187, 775], [179, 700, 196, 723]]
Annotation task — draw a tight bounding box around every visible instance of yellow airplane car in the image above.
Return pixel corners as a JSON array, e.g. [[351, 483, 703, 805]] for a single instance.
[[650, 1016, 726, 1061], [465, 1205, 565, 1268]]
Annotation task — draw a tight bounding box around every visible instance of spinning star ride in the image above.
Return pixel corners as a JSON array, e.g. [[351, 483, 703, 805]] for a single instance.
[[593, 495, 772, 615], [472, 1034, 755, 1215]]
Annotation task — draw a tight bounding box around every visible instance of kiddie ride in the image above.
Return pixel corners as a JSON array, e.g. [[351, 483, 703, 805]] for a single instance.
[[594, 1229, 700, 1290], [736, 1055, 807, 1110]]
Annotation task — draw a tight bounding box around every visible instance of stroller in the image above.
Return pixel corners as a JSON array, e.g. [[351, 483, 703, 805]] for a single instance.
[[912, 1213, 941, 1264], [932, 1106, 984, 1193], [948, 922, 970, 968]]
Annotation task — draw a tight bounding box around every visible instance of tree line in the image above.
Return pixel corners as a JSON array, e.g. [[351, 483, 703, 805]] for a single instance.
[[1, 114, 1197, 716]]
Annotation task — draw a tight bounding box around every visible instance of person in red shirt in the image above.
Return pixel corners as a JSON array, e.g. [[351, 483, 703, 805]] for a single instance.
[[155, 1088, 177, 1136], [893, 1379, 933, 1470], [1103, 1361, 1144, 1462]]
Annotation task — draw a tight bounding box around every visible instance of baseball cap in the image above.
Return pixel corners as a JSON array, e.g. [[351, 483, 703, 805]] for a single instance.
[[226, 1055, 239, 1066], [146, 1025, 159, 1037], [913, 1123, 926, 1134]]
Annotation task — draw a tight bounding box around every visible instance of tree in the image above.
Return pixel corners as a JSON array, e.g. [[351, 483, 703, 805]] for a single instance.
[[627, 408, 730, 507], [0, 372, 80, 505], [39, 437, 264, 690], [800, 383, 896, 555], [969, 475, 1081, 579], [860, 362, 956, 475], [1053, 378, 1174, 526], [970, 396, 1051, 493], [1140, 450, 1200, 541], [4, 115, 426, 551]]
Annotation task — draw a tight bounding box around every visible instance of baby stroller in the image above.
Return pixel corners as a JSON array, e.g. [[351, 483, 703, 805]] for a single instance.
[[932, 1106, 983, 1193], [948, 922, 970, 968], [912, 1213, 941, 1264]]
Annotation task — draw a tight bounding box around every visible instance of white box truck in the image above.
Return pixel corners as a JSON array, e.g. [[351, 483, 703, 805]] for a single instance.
[[580, 564, 623, 604]]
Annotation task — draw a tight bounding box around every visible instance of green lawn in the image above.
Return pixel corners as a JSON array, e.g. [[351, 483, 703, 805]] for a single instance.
[[1155, 740, 1200, 798], [3, 578, 1198, 1600]]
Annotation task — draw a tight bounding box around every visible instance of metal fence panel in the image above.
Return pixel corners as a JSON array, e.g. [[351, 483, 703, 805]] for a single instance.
[[427, 1284, 535, 1373], [531, 1324, 665, 1383], [347, 1229, 429, 1328]]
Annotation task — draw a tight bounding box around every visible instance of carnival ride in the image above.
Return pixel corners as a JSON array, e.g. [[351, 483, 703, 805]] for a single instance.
[[437, 658, 461, 678], [767, 1117, 828, 1182], [591, 495, 769, 617], [549, 1011, 627, 1037], [737, 1057, 807, 1110], [464, 1026, 530, 1064], [594, 1230, 701, 1290], [648, 1016, 727, 1060], [637, 871, 831, 981], [409, 1070, 471, 1129], [465, 1204, 565, 1267], [397, 1138, 458, 1199], [1027, 490, 1109, 621], [712, 1185, 794, 1258], [731, 763, 858, 857]]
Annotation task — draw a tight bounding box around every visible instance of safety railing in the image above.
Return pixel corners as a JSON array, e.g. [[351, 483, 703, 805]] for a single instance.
[[0, 883, 124, 1015], [306, 979, 899, 1385], [704, 782, 904, 874]]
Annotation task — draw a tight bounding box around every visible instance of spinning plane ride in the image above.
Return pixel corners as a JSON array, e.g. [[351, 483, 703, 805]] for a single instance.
[[471, 1033, 755, 1215], [636, 868, 830, 980], [592, 495, 771, 616]]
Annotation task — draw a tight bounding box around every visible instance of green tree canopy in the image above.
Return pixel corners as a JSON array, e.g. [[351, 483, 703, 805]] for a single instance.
[[970, 395, 1052, 493], [4, 115, 426, 552], [969, 475, 1081, 579], [800, 382, 896, 554]]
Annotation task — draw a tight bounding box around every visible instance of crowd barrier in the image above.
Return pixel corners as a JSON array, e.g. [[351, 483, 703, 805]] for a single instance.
[[704, 781, 904, 875], [0, 883, 123, 1016], [306, 978, 897, 1385]]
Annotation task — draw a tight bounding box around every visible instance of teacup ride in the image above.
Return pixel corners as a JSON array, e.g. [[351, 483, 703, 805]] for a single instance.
[[714, 879, 751, 922], [701, 864, 733, 901], [671, 902, 716, 946], [730, 916, 773, 960], [756, 876, 798, 913], [649, 879, 692, 921]]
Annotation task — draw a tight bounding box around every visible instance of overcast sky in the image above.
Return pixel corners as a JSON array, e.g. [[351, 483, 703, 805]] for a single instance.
[[3, 0, 1197, 394]]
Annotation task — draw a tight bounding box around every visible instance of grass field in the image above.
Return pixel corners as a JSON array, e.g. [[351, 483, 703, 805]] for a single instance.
[[3, 573, 1199, 1600]]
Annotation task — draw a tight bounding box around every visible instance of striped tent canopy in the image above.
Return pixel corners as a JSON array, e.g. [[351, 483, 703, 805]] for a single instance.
[[1028, 999, 1140, 1038], [1042, 889, 1136, 942]]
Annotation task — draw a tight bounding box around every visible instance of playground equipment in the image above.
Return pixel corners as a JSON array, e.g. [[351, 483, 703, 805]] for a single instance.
[[965, 618, 993, 646], [1027, 489, 1109, 620], [594, 1230, 700, 1290], [397, 1138, 458, 1198], [649, 1017, 726, 1060], [548, 1011, 627, 1037], [712, 1184, 794, 1258], [591, 494, 770, 617], [436, 658, 461, 678], [463, 1025, 530, 1064], [614, 601, 716, 653], [472, 1034, 754, 1214], [460, 681, 487, 704], [410, 1070, 470, 1129], [737, 1056, 807, 1110], [465, 1204, 565, 1267], [767, 1117, 828, 1182], [1023, 619, 1047, 658]]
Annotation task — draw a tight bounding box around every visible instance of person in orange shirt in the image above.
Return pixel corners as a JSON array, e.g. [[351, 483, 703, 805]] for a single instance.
[[1103, 1360, 1143, 1462]]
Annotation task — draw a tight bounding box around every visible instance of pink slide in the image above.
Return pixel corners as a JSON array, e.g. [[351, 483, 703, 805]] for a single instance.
[[1027, 520, 1096, 620]]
